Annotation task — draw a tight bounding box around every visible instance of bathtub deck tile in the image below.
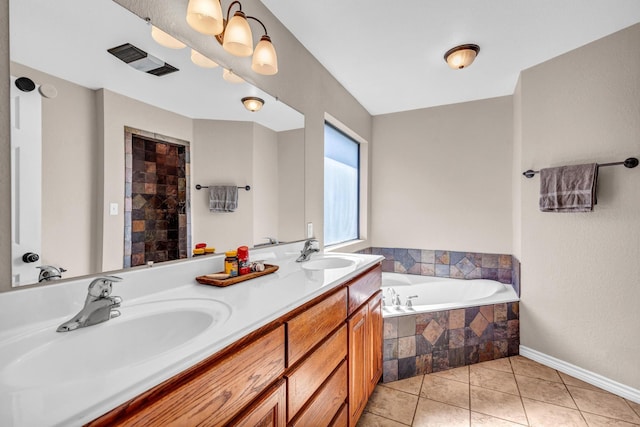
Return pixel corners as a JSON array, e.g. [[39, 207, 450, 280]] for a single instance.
[[432, 350, 450, 372], [494, 303, 508, 322], [384, 338, 399, 361], [448, 347, 466, 368], [383, 359, 399, 382], [493, 340, 509, 359], [398, 357, 417, 380], [397, 314, 417, 338], [398, 336, 417, 359], [449, 309, 465, 329], [449, 328, 465, 349], [494, 321, 508, 340], [416, 354, 433, 375], [415, 334, 433, 356]]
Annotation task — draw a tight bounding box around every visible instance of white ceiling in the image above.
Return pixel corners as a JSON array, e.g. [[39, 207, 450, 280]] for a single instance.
[[10, 0, 304, 132], [260, 0, 640, 115]]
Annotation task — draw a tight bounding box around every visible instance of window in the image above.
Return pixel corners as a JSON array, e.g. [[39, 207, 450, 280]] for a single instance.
[[324, 122, 359, 246]]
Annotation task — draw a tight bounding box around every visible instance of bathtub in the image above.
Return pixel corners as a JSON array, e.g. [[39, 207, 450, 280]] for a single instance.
[[381, 272, 519, 317]]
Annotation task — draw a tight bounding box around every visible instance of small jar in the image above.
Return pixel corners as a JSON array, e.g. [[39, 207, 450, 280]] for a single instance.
[[237, 246, 250, 275], [224, 250, 238, 277]]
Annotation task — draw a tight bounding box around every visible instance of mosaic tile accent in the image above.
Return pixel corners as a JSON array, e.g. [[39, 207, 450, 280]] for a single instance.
[[381, 302, 520, 382]]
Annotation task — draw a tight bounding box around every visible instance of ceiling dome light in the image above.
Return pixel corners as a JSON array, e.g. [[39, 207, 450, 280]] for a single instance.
[[223, 10, 253, 57], [252, 35, 278, 75], [151, 26, 186, 49], [242, 96, 264, 112], [444, 44, 480, 69], [186, 0, 224, 36], [223, 68, 245, 83], [190, 49, 219, 68]]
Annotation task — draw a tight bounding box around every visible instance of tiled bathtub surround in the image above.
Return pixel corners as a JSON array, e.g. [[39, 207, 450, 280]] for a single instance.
[[382, 302, 520, 383]]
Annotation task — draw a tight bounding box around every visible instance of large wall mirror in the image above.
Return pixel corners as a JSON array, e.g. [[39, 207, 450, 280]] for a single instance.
[[10, 0, 305, 287]]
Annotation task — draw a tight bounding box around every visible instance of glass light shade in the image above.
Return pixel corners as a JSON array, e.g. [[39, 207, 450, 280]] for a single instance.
[[186, 0, 223, 36], [251, 35, 278, 75], [242, 97, 264, 112], [190, 49, 219, 68], [223, 11, 253, 57], [151, 26, 186, 49], [444, 44, 480, 69], [223, 68, 245, 83]]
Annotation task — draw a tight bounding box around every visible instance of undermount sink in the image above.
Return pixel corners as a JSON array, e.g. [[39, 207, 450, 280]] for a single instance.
[[301, 256, 358, 270], [0, 298, 231, 389]]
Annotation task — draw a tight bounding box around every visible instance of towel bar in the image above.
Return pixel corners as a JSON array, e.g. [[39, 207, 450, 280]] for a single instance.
[[522, 157, 638, 178], [195, 184, 251, 191]]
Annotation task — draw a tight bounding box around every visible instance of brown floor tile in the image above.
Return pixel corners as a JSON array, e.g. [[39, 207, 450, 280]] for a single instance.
[[382, 375, 424, 396], [568, 386, 640, 424], [475, 357, 513, 374], [625, 399, 640, 418], [470, 385, 528, 425], [413, 398, 470, 426], [470, 364, 519, 395], [516, 374, 577, 409], [470, 411, 527, 426], [522, 397, 587, 426], [510, 356, 562, 383], [421, 374, 470, 409], [357, 411, 410, 427], [559, 372, 609, 393], [582, 412, 640, 427], [365, 386, 419, 426], [431, 366, 469, 384]]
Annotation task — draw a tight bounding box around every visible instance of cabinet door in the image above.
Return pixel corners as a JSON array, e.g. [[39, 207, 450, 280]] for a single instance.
[[348, 304, 368, 426], [230, 380, 286, 427], [367, 291, 383, 395]]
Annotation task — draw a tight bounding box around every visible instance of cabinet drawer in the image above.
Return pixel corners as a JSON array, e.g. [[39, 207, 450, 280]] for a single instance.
[[329, 403, 348, 427], [286, 324, 347, 420], [229, 379, 286, 427], [289, 360, 348, 427], [287, 288, 347, 366], [347, 265, 382, 315], [121, 326, 285, 427]]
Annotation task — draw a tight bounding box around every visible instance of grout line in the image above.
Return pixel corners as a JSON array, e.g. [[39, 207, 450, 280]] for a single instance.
[[362, 409, 412, 426], [409, 374, 426, 426], [624, 399, 640, 418], [510, 356, 531, 426]]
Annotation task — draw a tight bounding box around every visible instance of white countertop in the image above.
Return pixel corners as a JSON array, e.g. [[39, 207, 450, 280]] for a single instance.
[[0, 243, 383, 427]]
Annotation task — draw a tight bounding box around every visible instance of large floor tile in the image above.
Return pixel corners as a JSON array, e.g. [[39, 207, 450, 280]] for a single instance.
[[470, 411, 526, 426], [421, 374, 470, 409], [625, 400, 640, 418], [475, 357, 513, 374], [357, 411, 411, 427], [431, 365, 470, 384], [382, 375, 425, 396], [470, 385, 528, 425], [509, 356, 562, 383], [582, 412, 640, 427], [522, 398, 587, 426], [365, 386, 419, 426], [470, 365, 519, 395], [559, 372, 609, 393], [568, 386, 640, 424], [516, 374, 577, 409], [412, 398, 469, 427]]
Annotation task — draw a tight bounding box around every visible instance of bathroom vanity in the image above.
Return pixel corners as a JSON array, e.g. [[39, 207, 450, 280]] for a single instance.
[[0, 243, 383, 427]]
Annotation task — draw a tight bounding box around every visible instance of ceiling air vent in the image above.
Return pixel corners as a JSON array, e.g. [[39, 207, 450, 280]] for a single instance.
[[107, 43, 178, 77]]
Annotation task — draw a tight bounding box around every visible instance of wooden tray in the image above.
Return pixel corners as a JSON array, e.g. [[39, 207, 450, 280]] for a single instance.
[[196, 264, 279, 287]]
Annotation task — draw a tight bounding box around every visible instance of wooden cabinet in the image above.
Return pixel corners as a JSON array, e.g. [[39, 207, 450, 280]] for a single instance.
[[367, 292, 383, 395], [230, 379, 287, 427], [348, 304, 369, 426]]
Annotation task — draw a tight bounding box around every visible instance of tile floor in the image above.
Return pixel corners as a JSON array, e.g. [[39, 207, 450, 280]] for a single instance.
[[357, 356, 640, 426]]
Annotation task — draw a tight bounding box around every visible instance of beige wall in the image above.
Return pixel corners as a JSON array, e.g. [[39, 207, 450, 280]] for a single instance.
[[0, 0, 9, 291], [278, 128, 305, 242], [371, 97, 514, 254], [517, 23, 640, 389], [253, 124, 279, 245]]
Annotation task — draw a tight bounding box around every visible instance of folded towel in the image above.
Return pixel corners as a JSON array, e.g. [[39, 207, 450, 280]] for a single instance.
[[209, 186, 238, 212], [539, 163, 598, 212]]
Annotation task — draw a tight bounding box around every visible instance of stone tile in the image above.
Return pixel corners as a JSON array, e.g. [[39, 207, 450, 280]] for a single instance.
[[499, 254, 512, 269], [407, 263, 422, 275], [494, 340, 509, 359], [450, 265, 465, 279], [364, 386, 419, 426], [421, 375, 470, 409], [450, 309, 466, 329], [422, 320, 445, 345], [383, 360, 398, 383], [456, 257, 476, 275], [413, 398, 470, 426], [435, 264, 450, 277], [397, 315, 416, 338], [450, 251, 466, 265], [416, 353, 433, 375], [408, 248, 422, 263], [384, 339, 398, 361], [470, 313, 490, 337], [522, 398, 586, 426], [626, 399, 640, 417], [494, 303, 508, 322], [498, 269, 512, 284], [515, 374, 576, 408], [432, 350, 450, 372], [381, 374, 424, 396], [449, 328, 465, 348], [356, 412, 408, 427], [475, 357, 513, 373], [398, 357, 417, 380], [568, 386, 640, 424], [415, 334, 433, 356], [449, 347, 466, 368], [582, 412, 640, 426], [431, 365, 469, 384], [466, 267, 482, 279], [420, 263, 435, 276], [478, 341, 495, 363], [382, 260, 395, 272], [559, 372, 608, 393], [481, 268, 499, 281], [421, 249, 435, 264], [470, 386, 528, 425], [481, 254, 499, 269], [508, 302, 520, 320], [394, 261, 407, 274], [494, 321, 508, 340], [435, 250, 450, 264], [470, 365, 519, 395], [398, 336, 416, 358], [479, 305, 494, 323], [470, 411, 526, 426], [384, 318, 398, 339], [381, 248, 395, 260], [510, 356, 562, 383]]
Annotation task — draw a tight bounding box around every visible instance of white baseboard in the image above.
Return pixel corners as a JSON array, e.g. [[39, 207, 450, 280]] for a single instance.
[[519, 346, 640, 404]]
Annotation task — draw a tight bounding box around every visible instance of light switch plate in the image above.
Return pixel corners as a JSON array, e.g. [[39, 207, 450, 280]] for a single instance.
[[307, 222, 313, 238], [109, 203, 118, 216]]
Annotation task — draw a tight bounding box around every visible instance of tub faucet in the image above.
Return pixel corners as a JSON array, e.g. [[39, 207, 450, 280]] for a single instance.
[[56, 276, 123, 332], [296, 239, 319, 262], [386, 288, 401, 307], [37, 265, 66, 282], [405, 295, 418, 308]]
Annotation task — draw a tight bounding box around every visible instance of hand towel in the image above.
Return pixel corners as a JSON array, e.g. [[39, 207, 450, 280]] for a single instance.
[[209, 186, 238, 212], [539, 163, 598, 212]]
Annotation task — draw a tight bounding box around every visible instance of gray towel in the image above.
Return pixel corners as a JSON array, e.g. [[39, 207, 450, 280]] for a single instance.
[[539, 163, 598, 212], [208, 186, 238, 212]]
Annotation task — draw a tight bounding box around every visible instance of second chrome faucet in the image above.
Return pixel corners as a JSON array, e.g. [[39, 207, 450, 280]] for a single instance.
[[56, 276, 123, 332]]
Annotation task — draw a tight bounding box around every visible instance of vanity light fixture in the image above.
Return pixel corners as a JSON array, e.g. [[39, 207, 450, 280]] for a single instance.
[[186, 0, 278, 75], [151, 25, 186, 49], [191, 49, 219, 68], [241, 96, 264, 112], [444, 44, 480, 69], [223, 68, 245, 83]]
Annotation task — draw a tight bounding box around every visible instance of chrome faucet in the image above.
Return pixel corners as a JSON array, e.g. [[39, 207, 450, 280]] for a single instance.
[[56, 276, 123, 332], [296, 238, 320, 262], [37, 265, 66, 282]]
